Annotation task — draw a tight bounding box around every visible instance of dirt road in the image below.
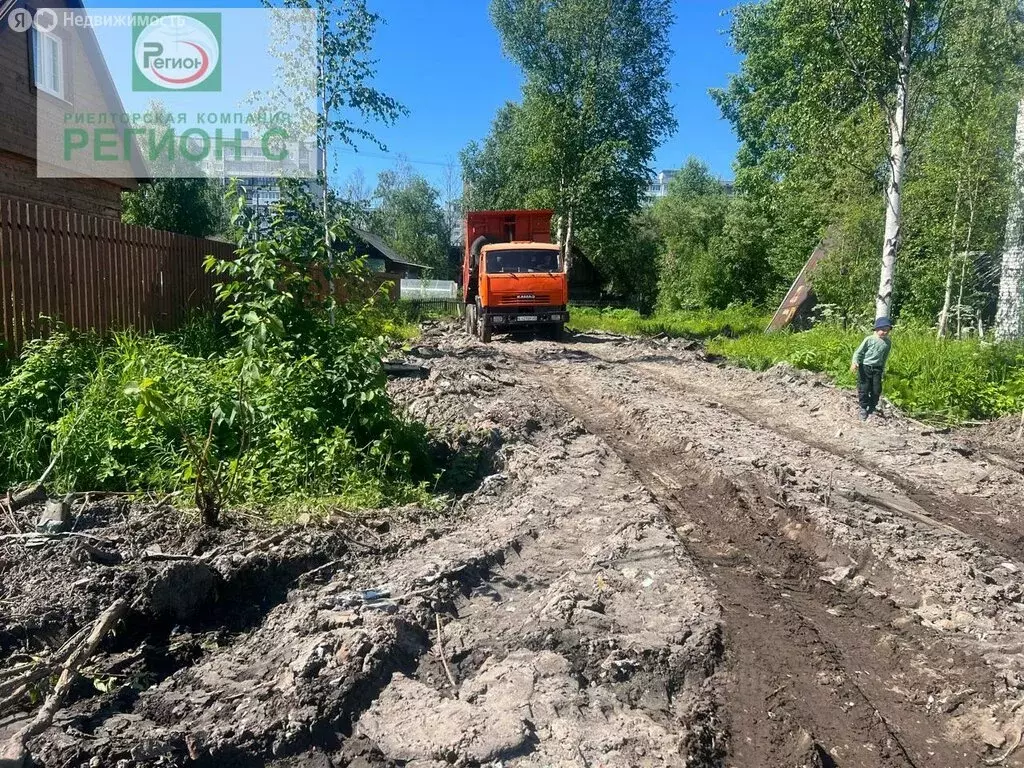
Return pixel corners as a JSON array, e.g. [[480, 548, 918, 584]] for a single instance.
[[3, 323, 1024, 767]]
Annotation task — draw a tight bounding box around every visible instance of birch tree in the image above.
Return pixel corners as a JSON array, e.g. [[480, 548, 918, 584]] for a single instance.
[[876, 0, 912, 320], [995, 97, 1024, 341], [714, 0, 944, 319], [488, 0, 676, 273], [257, 0, 405, 314]]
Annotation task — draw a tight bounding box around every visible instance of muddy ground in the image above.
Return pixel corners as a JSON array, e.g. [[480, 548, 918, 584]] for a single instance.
[[3, 321, 1024, 767]]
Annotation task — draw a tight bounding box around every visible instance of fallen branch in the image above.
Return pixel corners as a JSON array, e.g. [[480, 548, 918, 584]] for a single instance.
[[0, 662, 37, 682], [5, 484, 45, 514], [0, 498, 20, 534], [153, 491, 182, 509], [837, 486, 963, 537], [0, 683, 30, 715], [980, 451, 1024, 476], [3, 452, 61, 519], [0, 627, 91, 709], [295, 559, 342, 586], [0, 599, 127, 768], [435, 613, 458, 695], [0, 532, 114, 545]]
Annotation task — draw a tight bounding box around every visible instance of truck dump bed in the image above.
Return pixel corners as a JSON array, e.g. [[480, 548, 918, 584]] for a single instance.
[[465, 210, 553, 257]]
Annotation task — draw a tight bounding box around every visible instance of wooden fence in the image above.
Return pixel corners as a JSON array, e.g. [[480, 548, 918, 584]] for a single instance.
[[0, 195, 234, 356], [0, 196, 407, 357]]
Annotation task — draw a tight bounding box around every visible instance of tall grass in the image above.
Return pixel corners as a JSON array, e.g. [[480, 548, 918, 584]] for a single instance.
[[0, 315, 434, 509], [569, 305, 769, 338], [569, 305, 1024, 423], [709, 326, 1024, 422]]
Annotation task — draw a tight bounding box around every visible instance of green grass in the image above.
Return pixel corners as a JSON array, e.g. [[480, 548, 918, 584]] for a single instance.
[[383, 301, 464, 342], [568, 304, 770, 339], [710, 326, 1024, 423], [0, 315, 436, 514], [569, 305, 1024, 423]]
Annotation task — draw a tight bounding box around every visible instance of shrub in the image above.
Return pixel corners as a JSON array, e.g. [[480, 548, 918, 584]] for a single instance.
[[0, 186, 433, 518]]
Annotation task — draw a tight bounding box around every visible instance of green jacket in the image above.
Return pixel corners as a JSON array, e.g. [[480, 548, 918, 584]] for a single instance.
[[852, 334, 891, 369]]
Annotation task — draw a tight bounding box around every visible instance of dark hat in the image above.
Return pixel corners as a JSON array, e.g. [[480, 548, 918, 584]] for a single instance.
[[874, 316, 893, 329]]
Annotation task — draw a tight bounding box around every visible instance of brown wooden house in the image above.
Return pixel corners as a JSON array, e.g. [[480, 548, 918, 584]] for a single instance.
[[0, 0, 142, 218]]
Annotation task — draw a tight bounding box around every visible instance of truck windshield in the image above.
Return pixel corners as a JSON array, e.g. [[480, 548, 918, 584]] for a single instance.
[[486, 249, 560, 274]]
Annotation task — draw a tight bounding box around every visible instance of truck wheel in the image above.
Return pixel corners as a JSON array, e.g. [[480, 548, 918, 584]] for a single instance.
[[470, 236, 492, 270], [550, 323, 565, 342], [481, 321, 492, 343]]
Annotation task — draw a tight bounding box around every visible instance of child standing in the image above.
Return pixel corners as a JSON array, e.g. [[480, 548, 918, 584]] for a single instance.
[[850, 317, 893, 420]]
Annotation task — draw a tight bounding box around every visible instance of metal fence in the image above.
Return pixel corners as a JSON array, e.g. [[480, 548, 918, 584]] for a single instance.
[[398, 297, 463, 317]]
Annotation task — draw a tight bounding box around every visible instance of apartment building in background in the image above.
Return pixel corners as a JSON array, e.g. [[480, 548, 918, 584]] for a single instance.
[[201, 135, 321, 216]]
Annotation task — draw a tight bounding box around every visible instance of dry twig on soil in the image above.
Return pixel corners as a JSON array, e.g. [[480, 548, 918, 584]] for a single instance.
[[0, 498, 20, 534], [435, 613, 458, 694], [0, 532, 113, 545], [0, 627, 90, 711], [0, 599, 127, 768]]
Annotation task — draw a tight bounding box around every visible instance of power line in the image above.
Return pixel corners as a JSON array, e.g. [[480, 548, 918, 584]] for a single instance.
[[332, 145, 454, 169]]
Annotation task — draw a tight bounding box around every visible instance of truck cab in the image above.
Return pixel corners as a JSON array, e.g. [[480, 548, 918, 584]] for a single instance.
[[462, 210, 569, 342]]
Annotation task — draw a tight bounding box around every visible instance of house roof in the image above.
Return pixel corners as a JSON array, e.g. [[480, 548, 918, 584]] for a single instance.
[[67, 0, 147, 184], [350, 226, 430, 270]]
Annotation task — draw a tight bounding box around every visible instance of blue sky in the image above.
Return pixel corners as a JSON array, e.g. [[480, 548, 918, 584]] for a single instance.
[[82, 0, 742, 190], [353, 0, 743, 191]]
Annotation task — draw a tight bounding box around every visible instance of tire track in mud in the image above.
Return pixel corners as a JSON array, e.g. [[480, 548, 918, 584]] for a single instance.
[[514, 346, 996, 768], [339, 369, 728, 768], [628, 360, 1024, 564], [12, 335, 729, 768]]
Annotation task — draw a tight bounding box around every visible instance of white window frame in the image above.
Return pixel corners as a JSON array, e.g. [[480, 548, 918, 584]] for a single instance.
[[32, 27, 65, 100]]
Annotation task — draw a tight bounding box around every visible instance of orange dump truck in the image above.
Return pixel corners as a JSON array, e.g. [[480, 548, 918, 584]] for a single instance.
[[461, 209, 569, 342]]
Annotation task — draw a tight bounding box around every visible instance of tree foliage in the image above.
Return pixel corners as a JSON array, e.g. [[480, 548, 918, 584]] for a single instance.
[[463, 0, 676, 302], [710, 0, 1023, 326], [369, 166, 454, 278], [121, 103, 226, 237], [654, 159, 773, 310], [122, 179, 226, 238], [259, 0, 406, 272]]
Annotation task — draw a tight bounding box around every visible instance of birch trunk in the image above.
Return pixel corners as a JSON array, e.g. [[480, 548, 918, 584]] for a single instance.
[[937, 177, 962, 338], [995, 96, 1024, 341], [563, 207, 575, 275], [956, 186, 978, 338], [938, 268, 954, 338], [318, 18, 336, 325], [875, 0, 912, 321]]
